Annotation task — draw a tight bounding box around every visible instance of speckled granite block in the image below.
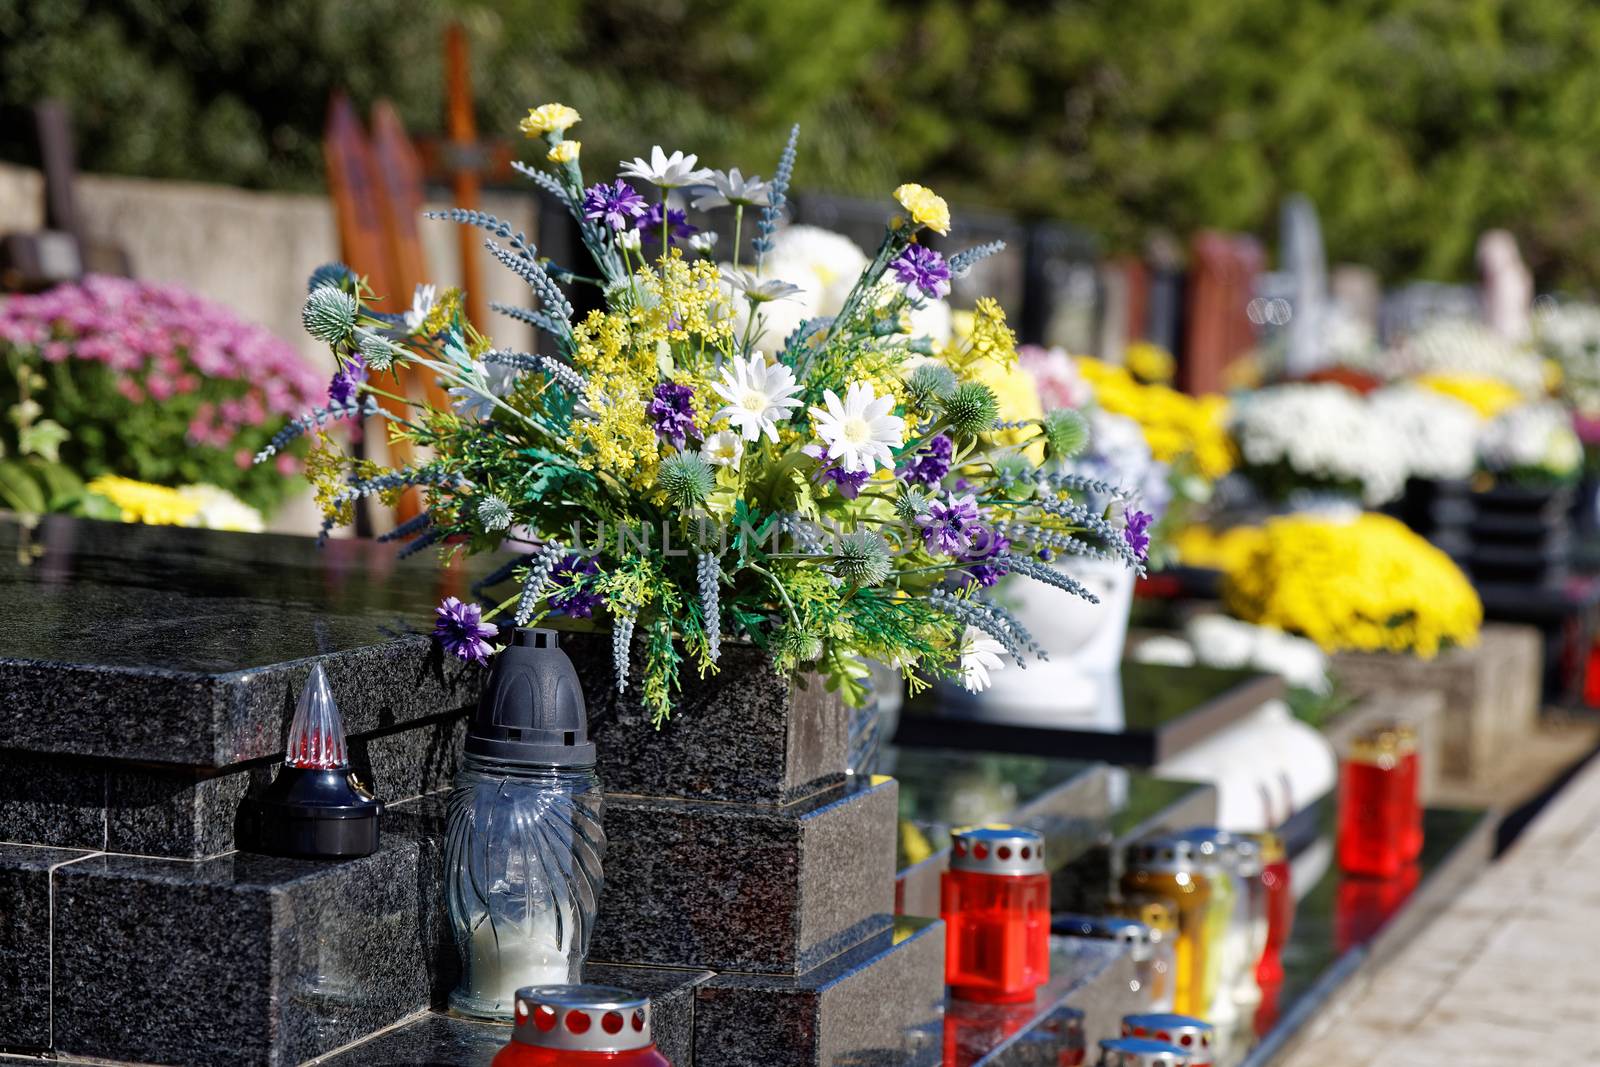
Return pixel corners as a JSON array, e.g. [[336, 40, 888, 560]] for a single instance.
[[0, 844, 94, 1050], [563, 633, 846, 804], [0, 753, 104, 851], [693, 917, 946, 1067], [591, 776, 898, 974], [52, 840, 428, 1066]]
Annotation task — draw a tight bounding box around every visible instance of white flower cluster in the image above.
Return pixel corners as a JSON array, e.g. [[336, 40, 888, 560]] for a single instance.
[[176, 484, 265, 533], [1535, 302, 1600, 414], [1229, 383, 1410, 505], [1390, 318, 1545, 395], [733, 225, 952, 350], [1478, 402, 1582, 478], [1366, 385, 1480, 482], [1134, 614, 1330, 693]]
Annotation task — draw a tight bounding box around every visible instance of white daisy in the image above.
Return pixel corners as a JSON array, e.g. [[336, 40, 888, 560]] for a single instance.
[[712, 353, 803, 443], [617, 229, 642, 253], [700, 429, 744, 470], [403, 283, 437, 333], [689, 231, 719, 254], [807, 381, 905, 474], [960, 628, 1008, 693], [619, 146, 713, 189], [728, 271, 804, 304], [692, 168, 771, 210]]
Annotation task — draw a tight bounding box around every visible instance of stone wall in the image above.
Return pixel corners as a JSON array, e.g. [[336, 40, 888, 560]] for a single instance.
[[0, 162, 538, 535]]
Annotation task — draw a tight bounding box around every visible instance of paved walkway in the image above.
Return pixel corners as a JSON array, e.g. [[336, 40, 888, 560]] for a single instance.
[[1281, 754, 1600, 1065]]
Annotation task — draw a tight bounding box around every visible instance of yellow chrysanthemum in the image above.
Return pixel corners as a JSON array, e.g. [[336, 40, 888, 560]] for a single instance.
[[87, 476, 201, 527], [547, 140, 581, 164], [1077, 357, 1235, 480], [1415, 373, 1521, 419], [1220, 513, 1481, 658], [893, 183, 951, 236], [1125, 341, 1176, 384], [519, 103, 581, 137]]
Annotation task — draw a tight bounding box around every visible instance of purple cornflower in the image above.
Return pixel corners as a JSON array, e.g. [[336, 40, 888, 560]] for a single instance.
[[825, 466, 872, 499], [892, 244, 952, 299], [963, 527, 1012, 587], [1124, 509, 1154, 561], [327, 353, 366, 405], [582, 180, 648, 231], [917, 493, 983, 556], [433, 596, 498, 664], [648, 382, 700, 448], [900, 434, 952, 486], [638, 202, 698, 248], [549, 554, 603, 618]]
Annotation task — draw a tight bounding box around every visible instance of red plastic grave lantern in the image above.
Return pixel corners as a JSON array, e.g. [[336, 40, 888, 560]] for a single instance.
[[1337, 728, 1410, 878], [941, 826, 1050, 1004], [493, 985, 671, 1067], [1121, 1013, 1214, 1067]]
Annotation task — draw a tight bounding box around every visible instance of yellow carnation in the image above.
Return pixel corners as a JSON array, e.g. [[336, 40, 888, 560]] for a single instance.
[[894, 183, 951, 235], [547, 140, 581, 164], [87, 476, 201, 527], [519, 103, 581, 137]]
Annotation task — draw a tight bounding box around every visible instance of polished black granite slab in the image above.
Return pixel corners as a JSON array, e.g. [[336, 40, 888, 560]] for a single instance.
[[894, 662, 1285, 766], [592, 775, 898, 975], [693, 917, 946, 1067], [49, 839, 429, 1066], [0, 844, 93, 1051], [0, 516, 484, 767]]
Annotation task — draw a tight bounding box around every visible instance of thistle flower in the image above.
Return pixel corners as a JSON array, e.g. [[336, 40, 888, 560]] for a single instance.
[[905, 362, 958, 409], [834, 529, 892, 586], [775, 625, 823, 664], [992, 454, 1035, 498], [648, 382, 701, 448], [658, 451, 716, 508], [477, 494, 512, 532], [900, 433, 953, 486], [895, 485, 932, 524], [1043, 407, 1090, 458], [892, 244, 952, 299], [620, 146, 714, 189], [303, 286, 358, 345], [356, 328, 401, 372], [520, 103, 581, 136], [894, 183, 951, 235], [583, 180, 649, 231], [692, 168, 771, 210], [808, 381, 905, 474], [943, 382, 1000, 437], [307, 262, 356, 293], [547, 140, 581, 164], [434, 596, 498, 665]]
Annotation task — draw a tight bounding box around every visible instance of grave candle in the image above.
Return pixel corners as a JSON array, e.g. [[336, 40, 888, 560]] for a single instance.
[[941, 826, 1050, 1004], [1098, 1036, 1193, 1066], [1337, 728, 1408, 878], [1120, 838, 1213, 1018], [494, 985, 671, 1067]]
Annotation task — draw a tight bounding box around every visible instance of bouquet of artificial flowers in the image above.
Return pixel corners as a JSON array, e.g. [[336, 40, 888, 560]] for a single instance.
[[267, 106, 1143, 723]]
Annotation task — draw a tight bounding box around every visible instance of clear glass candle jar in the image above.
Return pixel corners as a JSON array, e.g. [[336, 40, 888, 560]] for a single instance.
[[1121, 838, 1213, 1019]]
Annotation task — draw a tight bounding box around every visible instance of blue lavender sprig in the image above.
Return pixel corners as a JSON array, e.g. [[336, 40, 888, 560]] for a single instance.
[[490, 301, 570, 340], [509, 160, 578, 210], [472, 553, 533, 598], [697, 552, 722, 664], [1036, 470, 1129, 499], [611, 608, 637, 693], [949, 241, 1006, 279], [485, 239, 573, 322], [1031, 494, 1142, 570], [993, 551, 1106, 602], [319, 466, 466, 544], [423, 209, 536, 261], [483, 349, 587, 393], [753, 124, 799, 265], [254, 396, 387, 463], [376, 510, 432, 543], [513, 543, 569, 626], [927, 589, 1039, 666], [396, 527, 443, 560]]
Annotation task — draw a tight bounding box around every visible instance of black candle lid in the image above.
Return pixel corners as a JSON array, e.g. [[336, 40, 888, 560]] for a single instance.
[[467, 628, 595, 767]]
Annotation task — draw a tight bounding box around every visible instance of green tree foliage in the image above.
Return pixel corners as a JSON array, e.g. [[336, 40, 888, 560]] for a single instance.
[[7, 0, 1600, 287]]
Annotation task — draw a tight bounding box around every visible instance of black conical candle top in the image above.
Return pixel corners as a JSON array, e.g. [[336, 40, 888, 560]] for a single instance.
[[466, 628, 594, 767]]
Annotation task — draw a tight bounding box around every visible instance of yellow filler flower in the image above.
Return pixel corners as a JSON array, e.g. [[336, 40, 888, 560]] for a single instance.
[[87, 475, 201, 527], [547, 141, 581, 164], [894, 183, 951, 235], [520, 103, 581, 137]]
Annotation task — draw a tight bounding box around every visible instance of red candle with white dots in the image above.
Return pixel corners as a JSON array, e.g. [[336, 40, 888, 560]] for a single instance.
[[941, 826, 1050, 1004], [492, 985, 671, 1066]]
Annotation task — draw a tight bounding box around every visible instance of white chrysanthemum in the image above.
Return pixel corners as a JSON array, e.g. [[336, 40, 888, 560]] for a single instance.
[[959, 627, 1008, 693], [1479, 402, 1582, 478], [1389, 318, 1545, 394], [808, 381, 905, 474], [712, 353, 804, 443], [1131, 635, 1197, 668], [403, 284, 437, 333], [619, 146, 713, 189], [1536, 302, 1600, 413], [177, 485, 264, 533], [1184, 614, 1329, 694], [1366, 385, 1481, 481], [1228, 383, 1409, 506], [700, 429, 744, 470]]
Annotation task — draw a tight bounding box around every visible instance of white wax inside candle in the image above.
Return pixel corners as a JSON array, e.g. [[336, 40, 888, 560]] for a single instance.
[[466, 903, 572, 1005]]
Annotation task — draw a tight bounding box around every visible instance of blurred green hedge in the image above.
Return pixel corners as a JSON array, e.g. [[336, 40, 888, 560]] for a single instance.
[[6, 0, 1600, 288]]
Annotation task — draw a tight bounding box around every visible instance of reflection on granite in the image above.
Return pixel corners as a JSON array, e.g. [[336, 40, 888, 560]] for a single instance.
[[0, 516, 484, 767], [566, 632, 848, 804], [52, 839, 428, 1065], [693, 917, 946, 1067], [592, 776, 897, 974], [896, 661, 1284, 765], [0, 844, 92, 1050]]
